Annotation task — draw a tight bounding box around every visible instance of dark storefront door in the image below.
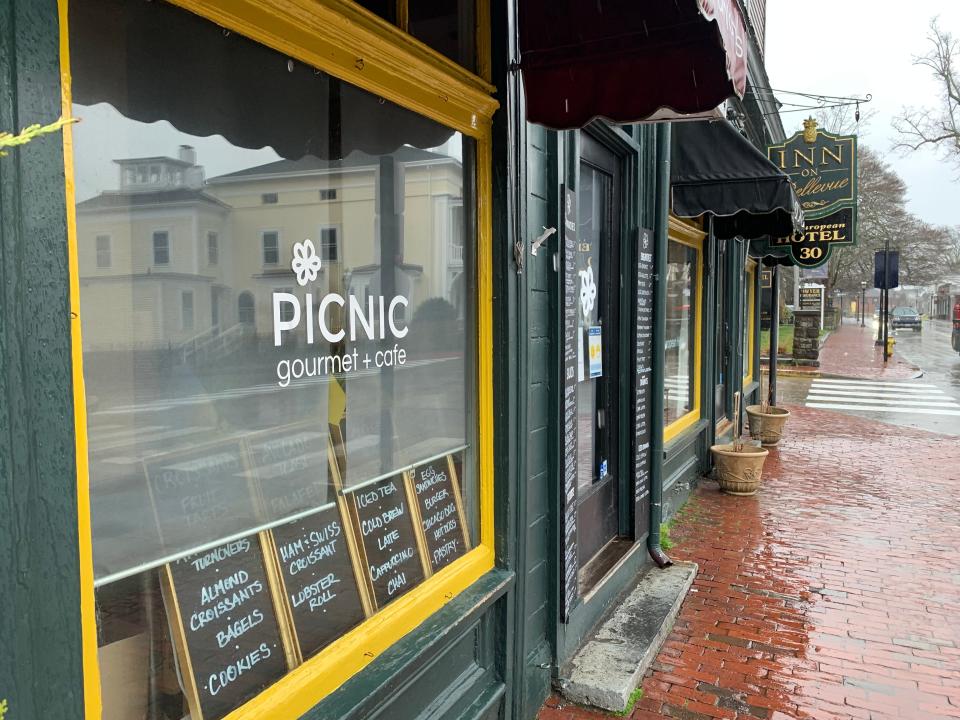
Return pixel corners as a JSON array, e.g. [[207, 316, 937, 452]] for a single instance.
[[575, 132, 624, 581]]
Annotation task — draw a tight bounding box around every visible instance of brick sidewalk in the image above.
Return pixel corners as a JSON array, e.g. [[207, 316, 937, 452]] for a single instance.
[[817, 323, 920, 380], [540, 405, 960, 720]]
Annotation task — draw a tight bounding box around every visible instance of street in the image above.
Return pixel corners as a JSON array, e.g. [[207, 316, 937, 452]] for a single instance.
[[778, 318, 960, 436]]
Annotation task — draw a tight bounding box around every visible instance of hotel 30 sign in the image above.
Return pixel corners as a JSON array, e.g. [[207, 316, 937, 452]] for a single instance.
[[767, 118, 858, 268]]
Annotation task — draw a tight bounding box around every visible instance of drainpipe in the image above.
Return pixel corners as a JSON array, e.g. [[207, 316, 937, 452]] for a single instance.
[[769, 264, 779, 405], [649, 122, 673, 569]]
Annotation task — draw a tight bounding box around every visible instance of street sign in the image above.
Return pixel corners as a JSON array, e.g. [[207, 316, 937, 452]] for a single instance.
[[769, 119, 857, 219], [767, 118, 858, 268], [768, 206, 855, 268], [874, 251, 900, 289], [799, 285, 823, 311]]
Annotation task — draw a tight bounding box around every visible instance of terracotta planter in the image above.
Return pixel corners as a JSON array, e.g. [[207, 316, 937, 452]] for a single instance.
[[710, 444, 769, 496], [745, 405, 790, 447]]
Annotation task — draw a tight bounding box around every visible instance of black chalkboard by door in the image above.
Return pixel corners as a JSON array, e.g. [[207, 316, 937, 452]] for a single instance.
[[560, 184, 579, 622], [633, 228, 655, 539], [161, 533, 292, 720]]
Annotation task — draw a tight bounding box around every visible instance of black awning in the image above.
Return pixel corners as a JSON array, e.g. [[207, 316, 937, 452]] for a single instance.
[[753, 242, 796, 267], [671, 120, 804, 240], [519, 0, 747, 130], [70, 0, 454, 161]]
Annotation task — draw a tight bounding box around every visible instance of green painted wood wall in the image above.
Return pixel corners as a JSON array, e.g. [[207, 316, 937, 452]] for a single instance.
[[0, 2, 85, 717]]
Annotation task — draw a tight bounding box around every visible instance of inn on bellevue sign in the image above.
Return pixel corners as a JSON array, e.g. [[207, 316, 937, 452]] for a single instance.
[[767, 118, 858, 268]]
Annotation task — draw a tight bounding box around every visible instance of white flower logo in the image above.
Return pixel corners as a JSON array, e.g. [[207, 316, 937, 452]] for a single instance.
[[292, 239, 322, 287], [579, 265, 597, 317]]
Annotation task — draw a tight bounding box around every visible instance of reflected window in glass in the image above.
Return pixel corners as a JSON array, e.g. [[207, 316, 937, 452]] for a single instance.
[[207, 231, 218, 265], [262, 231, 280, 265], [152, 231, 169, 265], [96, 234, 111, 268], [663, 240, 698, 427], [320, 227, 338, 262]]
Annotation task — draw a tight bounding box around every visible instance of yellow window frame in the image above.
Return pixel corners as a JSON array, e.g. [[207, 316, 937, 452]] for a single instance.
[[663, 217, 704, 444], [744, 259, 757, 384], [58, 1, 498, 718]]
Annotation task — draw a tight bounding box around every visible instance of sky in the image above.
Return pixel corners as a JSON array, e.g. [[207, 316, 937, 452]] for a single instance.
[[765, 1, 960, 228]]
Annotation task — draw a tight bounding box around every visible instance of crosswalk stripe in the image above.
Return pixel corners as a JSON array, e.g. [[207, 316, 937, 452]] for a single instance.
[[811, 378, 936, 389], [806, 402, 960, 417], [812, 380, 941, 393], [805, 376, 960, 418], [806, 395, 960, 408], [807, 388, 947, 400]]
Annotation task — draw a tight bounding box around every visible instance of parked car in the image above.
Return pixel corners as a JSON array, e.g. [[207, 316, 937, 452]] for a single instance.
[[891, 306, 922, 332]]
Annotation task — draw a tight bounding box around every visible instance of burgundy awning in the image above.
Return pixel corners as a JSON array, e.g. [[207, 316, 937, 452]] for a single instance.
[[519, 0, 748, 130]]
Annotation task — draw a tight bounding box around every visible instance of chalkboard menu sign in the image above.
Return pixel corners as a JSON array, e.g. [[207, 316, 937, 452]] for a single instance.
[[561, 185, 579, 621], [347, 474, 427, 609], [633, 228, 654, 539], [243, 426, 329, 520], [145, 439, 257, 555], [270, 503, 369, 661], [162, 534, 290, 720], [411, 456, 470, 572]]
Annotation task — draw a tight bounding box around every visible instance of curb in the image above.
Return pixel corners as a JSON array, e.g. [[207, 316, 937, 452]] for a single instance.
[[759, 365, 924, 381]]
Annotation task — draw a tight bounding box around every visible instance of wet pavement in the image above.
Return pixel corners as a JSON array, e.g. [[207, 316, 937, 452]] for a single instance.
[[817, 320, 922, 382], [776, 318, 960, 436], [540, 404, 960, 720], [893, 318, 960, 405]]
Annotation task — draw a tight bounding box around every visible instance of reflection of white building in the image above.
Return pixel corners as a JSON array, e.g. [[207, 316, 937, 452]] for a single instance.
[[77, 146, 233, 351], [77, 146, 466, 353]]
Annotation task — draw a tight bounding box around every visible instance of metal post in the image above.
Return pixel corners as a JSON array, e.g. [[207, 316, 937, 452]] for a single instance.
[[882, 241, 890, 362], [769, 264, 780, 406], [876, 265, 884, 345]]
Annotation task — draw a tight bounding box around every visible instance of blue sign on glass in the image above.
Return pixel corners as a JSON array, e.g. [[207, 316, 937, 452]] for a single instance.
[[588, 326, 603, 379]]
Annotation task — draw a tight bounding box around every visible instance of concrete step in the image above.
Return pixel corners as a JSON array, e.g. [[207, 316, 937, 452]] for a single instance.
[[558, 560, 698, 712]]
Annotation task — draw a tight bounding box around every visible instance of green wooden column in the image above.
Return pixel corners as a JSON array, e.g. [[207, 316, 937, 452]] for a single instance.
[[0, 1, 85, 716]]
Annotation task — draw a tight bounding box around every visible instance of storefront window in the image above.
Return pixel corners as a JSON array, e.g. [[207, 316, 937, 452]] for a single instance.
[[409, 0, 477, 70], [664, 240, 699, 431], [70, 0, 480, 717]]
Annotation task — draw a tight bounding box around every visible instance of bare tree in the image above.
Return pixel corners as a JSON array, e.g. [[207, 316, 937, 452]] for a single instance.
[[893, 19, 960, 171], [825, 147, 960, 291], [815, 104, 876, 137]]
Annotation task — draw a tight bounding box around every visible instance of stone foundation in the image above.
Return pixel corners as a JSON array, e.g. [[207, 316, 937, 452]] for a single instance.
[[793, 310, 821, 365]]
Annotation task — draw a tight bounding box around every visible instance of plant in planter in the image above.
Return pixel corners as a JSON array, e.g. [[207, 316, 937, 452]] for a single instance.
[[745, 372, 790, 447], [711, 392, 768, 496]]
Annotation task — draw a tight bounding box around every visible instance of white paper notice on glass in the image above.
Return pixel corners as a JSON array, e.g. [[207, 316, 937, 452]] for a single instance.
[[588, 326, 602, 379], [577, 325, 585, 383]]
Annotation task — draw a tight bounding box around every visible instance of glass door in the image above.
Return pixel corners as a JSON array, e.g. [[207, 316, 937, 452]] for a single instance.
[[575, 132, 623, 578]]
